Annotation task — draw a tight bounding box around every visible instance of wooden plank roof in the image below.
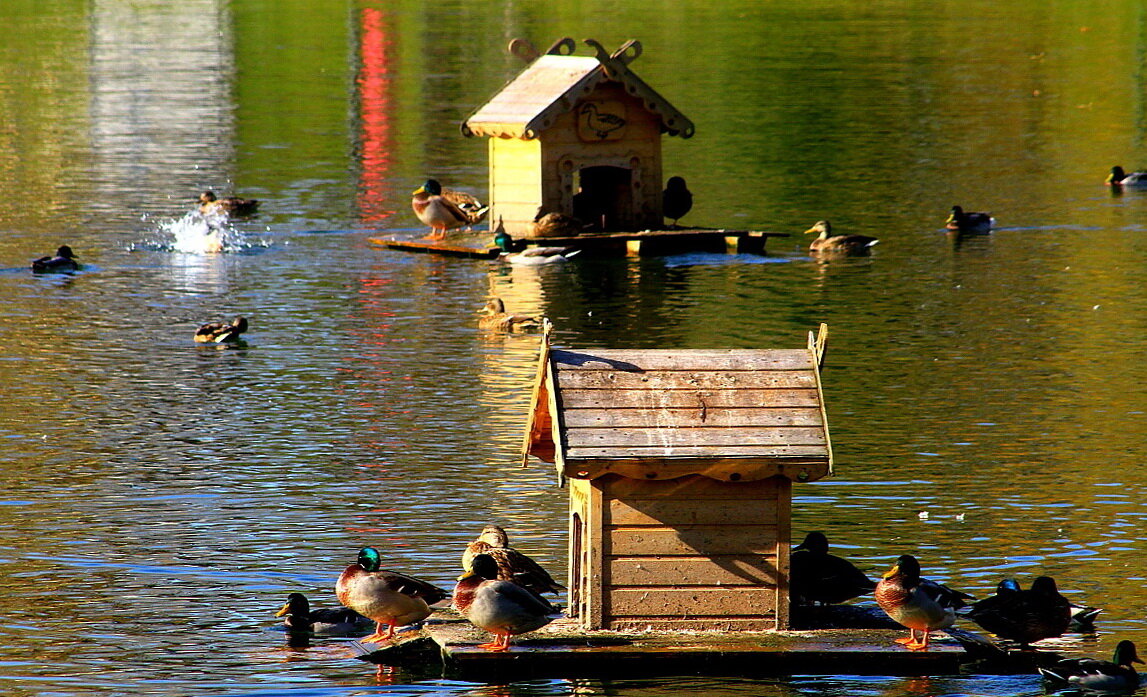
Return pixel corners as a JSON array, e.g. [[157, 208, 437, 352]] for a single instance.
[[523, 332, 833, 483], [462, 39, 694, 140]]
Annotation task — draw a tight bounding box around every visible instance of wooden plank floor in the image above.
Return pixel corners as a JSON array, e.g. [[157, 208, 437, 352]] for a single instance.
[[351, 613, 970, 681]]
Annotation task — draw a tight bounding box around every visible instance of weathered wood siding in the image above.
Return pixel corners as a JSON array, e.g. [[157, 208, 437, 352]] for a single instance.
[[570, 474, 790, 631]]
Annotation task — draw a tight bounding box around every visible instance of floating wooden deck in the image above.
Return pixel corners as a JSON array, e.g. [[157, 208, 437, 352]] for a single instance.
[[369, 228, 790, 260], [347, 609, 1057, 681]]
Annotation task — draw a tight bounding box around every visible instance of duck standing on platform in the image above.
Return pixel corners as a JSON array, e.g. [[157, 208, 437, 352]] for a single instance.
[[31, 245, 80, 273], [199, 191, 260, 217], [789, 531, 876, 606], [462, 524, 565, 597], [662, 176, 693, 229], [804, 221, 879, 256], [452, 553, 559, 652], [945, 205, 993, 235], [193, 316, 248, 344], [967, 576, 1072, 647], [478, 298, 541, 332], [275, 592, 373, 637], [1106, 166, 1147, 188], [875, 554, 973, 651], [335, 546, 450, 643], [411, 179, 487, 239], [1040, 640, 1144, 693]]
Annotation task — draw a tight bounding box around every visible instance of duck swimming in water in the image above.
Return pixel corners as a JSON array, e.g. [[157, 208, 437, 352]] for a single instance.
[[275, 592, 373, 636], [31, 245, 80, 273], [1039, 640, 1144, 693], [945, 205, 993, 235], [194, 316, 248, 344], [804, 220, 879, 256], [199, 191, 260, 217], [478, 298, 541, 332], [1106, 166, 1147, 188]]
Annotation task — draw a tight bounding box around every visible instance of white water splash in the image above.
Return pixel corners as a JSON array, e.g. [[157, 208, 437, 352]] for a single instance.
[[157, 211, 246, 254]]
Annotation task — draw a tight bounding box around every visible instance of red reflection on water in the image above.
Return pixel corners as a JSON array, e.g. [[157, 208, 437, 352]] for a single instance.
[[356, 7, 395, 225]]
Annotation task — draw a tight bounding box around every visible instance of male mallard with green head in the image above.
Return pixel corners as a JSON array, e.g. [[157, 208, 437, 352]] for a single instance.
[[1040, 640, 1144, 693], [194, 316, 248, 344], [875, 554, 973, 651], [31, 245, 80, 274], [411, 179, 487, 239], [452, 553, 559, 651], [462, 524, 564, 596], [334, 546, 450, 643], [1106, 166, 1147, 188], [199, 191, 260, 217], [804, 220, 879, 256], [945, 205, 993, 235]]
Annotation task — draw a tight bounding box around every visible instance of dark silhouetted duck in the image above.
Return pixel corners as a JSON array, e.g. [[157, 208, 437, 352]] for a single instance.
[[452, 553, 559, 652], [790, 531, 876, 606], [193, 316, 248, 344], [275, 592, 373, 636], [875, 554, 974, 651], [31, 245, 80, 273], [1040, 640, 1143, 693], [199, 191, 259, 217], [334, 546, 449, 643], [411, 179, 487, 239], [462, 524, 564, 596], [804, 220, 879, 256], [478, 298, 540, 332], [1106, 166, 1147, 188], [662, 176, 693, 228], [967, 576, 1072, 647], [945, 205, 993, 235]]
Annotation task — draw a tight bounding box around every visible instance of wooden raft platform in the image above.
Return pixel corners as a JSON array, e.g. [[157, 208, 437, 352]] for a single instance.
[[351, 612, 979, 681], [368, 228, 789, 259]]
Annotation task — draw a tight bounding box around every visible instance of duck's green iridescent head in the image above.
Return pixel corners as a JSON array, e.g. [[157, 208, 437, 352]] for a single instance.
[[494, 230, 513, 252], [415, 179, 442, 196], [1114, 640, 1143, 666], [357, 547, 382, 572]]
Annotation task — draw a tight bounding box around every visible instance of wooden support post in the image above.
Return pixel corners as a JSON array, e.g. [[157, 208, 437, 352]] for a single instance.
[[625, 239, 643, 256], [725, 235, 741, 254]]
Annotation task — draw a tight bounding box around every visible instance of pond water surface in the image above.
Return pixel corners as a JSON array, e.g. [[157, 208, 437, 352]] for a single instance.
[[2, 1, 1147, 696]]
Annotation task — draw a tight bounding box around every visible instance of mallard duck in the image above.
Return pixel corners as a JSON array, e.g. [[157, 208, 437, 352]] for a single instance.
[[874, 554, 973, 651], [452, 553, 559, 651], [1106, 166, 1147, 188], [789, 531, 876, 606], [532, 210, 586, 238], [275, 592, 373, 636], [1071, 599, 1103, 632], [662, 176, 693, 228], [493, 218, 580, 264], [31, 245, 80, 273], [804, 220, 879, 256], [967, 576, 1072, 647], [462, 524, 564, 596], [334, 547, 449, 643], [199, 191, 259, 217], [1040, 640, 1144, 693], [194, 316, 248, 343], [411, 179, 487, 239], [945, 205, 993, 235], [478, 298, 540, 332]]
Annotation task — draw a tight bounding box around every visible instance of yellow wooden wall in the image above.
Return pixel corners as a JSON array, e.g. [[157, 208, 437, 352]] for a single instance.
[[569, 473, 791, 631]]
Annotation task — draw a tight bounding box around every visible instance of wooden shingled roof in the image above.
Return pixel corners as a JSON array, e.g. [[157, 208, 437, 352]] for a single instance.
[[461, 38, 694, 140], [522, 325, 833, 483]]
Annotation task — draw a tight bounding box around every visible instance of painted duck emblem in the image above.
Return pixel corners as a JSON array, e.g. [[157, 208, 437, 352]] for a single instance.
[[579, 102, 626, 139]]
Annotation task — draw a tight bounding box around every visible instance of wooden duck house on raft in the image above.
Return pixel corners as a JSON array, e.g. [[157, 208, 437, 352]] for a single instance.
[[522, 325, 833, 631], [461, 37, 694, 237]]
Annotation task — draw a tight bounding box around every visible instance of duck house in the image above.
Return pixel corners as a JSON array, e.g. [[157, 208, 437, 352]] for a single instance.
[[522, 325, 833, 631], [461, 37, 694, 237]]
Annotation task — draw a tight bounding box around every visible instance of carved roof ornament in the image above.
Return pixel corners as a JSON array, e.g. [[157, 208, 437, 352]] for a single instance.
[[461, 38, 694, 140]]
